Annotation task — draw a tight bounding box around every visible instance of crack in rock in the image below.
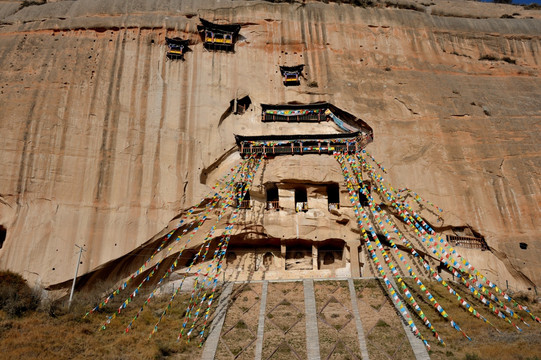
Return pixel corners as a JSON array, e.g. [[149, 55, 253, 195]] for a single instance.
[[394, 97, 419, 115]]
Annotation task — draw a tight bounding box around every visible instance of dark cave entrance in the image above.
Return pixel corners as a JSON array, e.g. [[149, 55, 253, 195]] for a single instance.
[[0, 226, 6, 249], [327, 183, 340, 211], [295, 187, 308, 212], [266, 184, 279, 210]]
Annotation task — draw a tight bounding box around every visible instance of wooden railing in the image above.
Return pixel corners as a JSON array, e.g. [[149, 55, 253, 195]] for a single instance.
[[447, 235, 488, 250], [295, 202, 308, 212], [266, 200, 280, 210], [239, 136, 372, 157], [262, 112, 327, 122], [328, 203, 340, 211], [238, 200, 251, 209]]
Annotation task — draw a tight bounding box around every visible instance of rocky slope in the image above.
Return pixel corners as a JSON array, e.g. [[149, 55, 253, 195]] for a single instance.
[[0, 0, 539, 291]]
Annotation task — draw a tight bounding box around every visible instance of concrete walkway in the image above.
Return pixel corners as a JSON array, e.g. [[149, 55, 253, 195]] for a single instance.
[[303, 279, 321, 360], [254, 281, 268, 360], [348, 279, 371, 360], [201, 282, 233, 360], [387, 279, 430, 360], [400, 320, 431, 360]]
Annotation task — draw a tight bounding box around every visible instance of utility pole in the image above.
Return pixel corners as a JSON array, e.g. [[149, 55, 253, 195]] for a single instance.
[[68, 244, 86, 309]]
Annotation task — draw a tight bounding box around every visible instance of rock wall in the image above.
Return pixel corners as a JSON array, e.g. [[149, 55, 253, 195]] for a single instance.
[[0, 0, 539, 290]]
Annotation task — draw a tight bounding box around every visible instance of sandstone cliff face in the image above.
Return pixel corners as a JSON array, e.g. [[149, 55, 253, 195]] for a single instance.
[[0, 0, 539, 290]]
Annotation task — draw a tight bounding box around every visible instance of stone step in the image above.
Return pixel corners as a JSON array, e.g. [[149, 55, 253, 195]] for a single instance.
[[201, 282, 233, 360], [303, 279, 321, 360]]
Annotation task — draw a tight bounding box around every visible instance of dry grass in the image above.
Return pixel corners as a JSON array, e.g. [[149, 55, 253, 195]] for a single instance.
[[401, 278, 541, 360], [0, 287, 215, 360], [354, 279, 416, 360], [261, 282, 307, 359], [215, 283, 262, 359], [315, 281, 362, 359]]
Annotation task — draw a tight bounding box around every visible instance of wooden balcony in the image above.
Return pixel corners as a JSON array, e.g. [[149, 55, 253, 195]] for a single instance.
[[235, 132, 373, 158], [447, 235, 488, 250], [295, 202, 308, 212], [266, 200, 280, 210], [328, 203, 340, 211], [238, 200, 252, 209]]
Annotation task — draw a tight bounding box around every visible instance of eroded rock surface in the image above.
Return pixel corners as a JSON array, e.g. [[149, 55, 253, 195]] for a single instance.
[[0, 0, 539, 291]]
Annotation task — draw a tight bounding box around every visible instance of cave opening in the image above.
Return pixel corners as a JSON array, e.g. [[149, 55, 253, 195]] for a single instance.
[[327, 183, 340, 211], [318, 241, 345, 270], [0, 226, 5, 249], [237, 183, 251, 209], [359, 180, 371, 207], [266, 184, 279, 210], [231, 95, 252, 115], [295, 187, 308, 212], [285, 241, 313, 270]]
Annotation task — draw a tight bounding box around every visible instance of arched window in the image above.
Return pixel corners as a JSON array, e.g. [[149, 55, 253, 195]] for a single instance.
[[227, 252, 237, 265], [323, 252, 335, 265], [263, 252, 273, 268]]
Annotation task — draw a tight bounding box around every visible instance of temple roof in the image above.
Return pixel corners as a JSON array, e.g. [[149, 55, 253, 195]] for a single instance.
[[165, 37, 189, 46], [197, 18, 241, 35], [279, 64, 305, 75], [260, 102, 327, 111], [259, 102, 373, 136]]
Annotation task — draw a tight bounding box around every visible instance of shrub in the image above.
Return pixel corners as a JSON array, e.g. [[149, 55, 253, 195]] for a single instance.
[[0, 271, 40, 317], [353, 0, 375, 7], [464, 353, 481, 360], [479, 54, 498, 61], [502, 56, 516, 64], [19, 0, 46, 10]]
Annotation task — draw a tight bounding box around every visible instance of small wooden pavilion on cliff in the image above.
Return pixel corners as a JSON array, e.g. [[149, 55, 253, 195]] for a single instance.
[[261, 102, 327, 122], [197, 18, 241, 52], [165, 37, 189, 60], [279, 65, 304, 86]]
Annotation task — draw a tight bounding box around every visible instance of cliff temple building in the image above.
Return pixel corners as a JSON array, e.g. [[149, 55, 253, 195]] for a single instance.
[[216, 102, 378, 279]]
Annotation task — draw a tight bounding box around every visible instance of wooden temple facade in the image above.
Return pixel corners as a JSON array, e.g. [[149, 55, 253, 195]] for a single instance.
[[165, 37, 189, 60], [197, 18, 241, 52], [235, 132, 372, 157], [238, 102, 374, 157], [279, 65, 304, 86], [447, 235, 488, 250], [261, 102, 327, 122]]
